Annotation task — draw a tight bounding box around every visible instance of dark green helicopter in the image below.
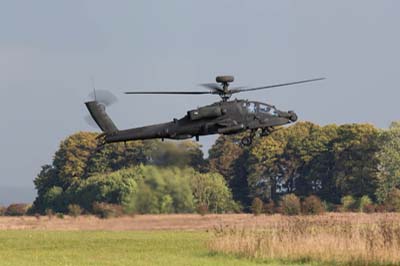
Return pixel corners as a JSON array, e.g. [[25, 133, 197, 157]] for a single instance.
[[85, 76, 324, 146]]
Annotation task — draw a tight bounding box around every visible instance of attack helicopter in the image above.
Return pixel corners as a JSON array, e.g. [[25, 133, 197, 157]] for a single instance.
[[85, 76, 324, 146]]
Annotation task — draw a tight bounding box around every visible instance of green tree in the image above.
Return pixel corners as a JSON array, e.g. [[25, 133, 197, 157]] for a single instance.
[[376, 122, 400, 203], [331, 124, 380, 201], [32, 165, 60, 213], [42, 186, 64, 212], [191, 171, 238, 213], [86, 139, 206, 175], [32, 132, 207, 213], [53, 132, 98, 188], [134, 166, 195, 214], [134, 184, 160, 214], [85, 139, 166, 176], [160, 195, 174, 214], [152, 140, 206, 171], [208, 134, 250, 208], [209, 135, 244, 180], [71, 167, 141, 211], [248, 122, 329, 201], [247, 122, 380, 205]]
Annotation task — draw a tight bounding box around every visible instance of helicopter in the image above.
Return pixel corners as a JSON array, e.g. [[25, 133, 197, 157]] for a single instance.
[[85, 76, 324, 146]]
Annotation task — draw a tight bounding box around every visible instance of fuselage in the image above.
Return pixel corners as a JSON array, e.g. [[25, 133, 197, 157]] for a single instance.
[[105, 99, 297, 143]]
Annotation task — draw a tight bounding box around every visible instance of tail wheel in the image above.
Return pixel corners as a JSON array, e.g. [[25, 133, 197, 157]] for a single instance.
[[241, 136, 252, 146]]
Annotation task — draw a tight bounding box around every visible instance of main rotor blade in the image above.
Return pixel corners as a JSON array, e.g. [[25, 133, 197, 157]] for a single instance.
[[199, 83, 246, 92], [125, 91, 212, 95], [199, 83, 223, 92], [230, 78, 325, 94]]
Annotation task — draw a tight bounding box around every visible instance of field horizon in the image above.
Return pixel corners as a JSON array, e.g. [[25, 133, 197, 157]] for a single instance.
[[0, 212, 394, 231]]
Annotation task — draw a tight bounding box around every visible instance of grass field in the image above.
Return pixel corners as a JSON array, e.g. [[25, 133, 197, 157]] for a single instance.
[[0, 230, 307, 266], [0, 214, 399, 266]]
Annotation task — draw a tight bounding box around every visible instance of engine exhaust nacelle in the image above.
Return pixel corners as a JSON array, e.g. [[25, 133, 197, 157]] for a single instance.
[[188, 106, 223, 121]]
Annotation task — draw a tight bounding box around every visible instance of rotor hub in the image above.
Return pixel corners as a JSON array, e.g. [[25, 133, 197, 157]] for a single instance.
[[215, 76, 234, 101], [216, 75, 234, 83]]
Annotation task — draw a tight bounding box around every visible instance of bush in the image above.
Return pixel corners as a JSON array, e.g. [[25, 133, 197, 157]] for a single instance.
[[0, 206, 6, 216], [134, 167, 194, 214], [341, 195, 357, 212], [375, 204, 387, 213], [264, 201, 275, 215], [5, 203, 29, 216], [384, 188, 400, 212], [196, 204, 208, 216], [322, 201, 336, 212], [362, 204, 376, 213], [68, 204, 82, 217], [280, 194, 301, 216], [251, 197, 264, 216], [228, 201, 243, 214], [359, 195, 373, 213], [302, 195, 325, 215], [26, 205, 36, 215], [56, 213, 64, 219], [191, 171, 236, 213], [92, 202, 123, 219]]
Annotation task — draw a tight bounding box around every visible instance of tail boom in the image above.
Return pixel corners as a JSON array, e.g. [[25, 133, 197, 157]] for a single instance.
[[85, 101, 205, 144], [104, 123, 172, 143], [85, 101, 118, 134]]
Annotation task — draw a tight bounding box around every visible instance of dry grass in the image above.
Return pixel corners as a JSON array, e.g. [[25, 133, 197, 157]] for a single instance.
[[209, 213, 400, 266], [0, 214, 265, 231]]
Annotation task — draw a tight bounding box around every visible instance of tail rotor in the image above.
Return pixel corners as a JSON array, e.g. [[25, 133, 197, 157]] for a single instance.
[[84, 89, 119, 132]]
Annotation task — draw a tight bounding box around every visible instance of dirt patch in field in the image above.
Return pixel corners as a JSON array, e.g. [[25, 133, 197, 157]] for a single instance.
[[0, 213, 397, 231]]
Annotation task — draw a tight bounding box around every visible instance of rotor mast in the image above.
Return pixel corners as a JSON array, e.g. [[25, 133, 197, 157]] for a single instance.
[[216, 75, 234, 101]]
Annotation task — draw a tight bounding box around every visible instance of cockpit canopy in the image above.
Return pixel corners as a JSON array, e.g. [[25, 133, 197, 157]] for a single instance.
[[243, 101, 278, 116]]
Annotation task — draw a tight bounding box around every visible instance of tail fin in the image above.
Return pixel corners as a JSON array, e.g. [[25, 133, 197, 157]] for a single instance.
[[85, 101, 118, 134]]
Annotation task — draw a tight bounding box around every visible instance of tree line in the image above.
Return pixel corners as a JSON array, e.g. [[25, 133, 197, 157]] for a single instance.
[[31, 133, 237, 215], [209, 121, 400, 212], [29, 121, 400, 215]]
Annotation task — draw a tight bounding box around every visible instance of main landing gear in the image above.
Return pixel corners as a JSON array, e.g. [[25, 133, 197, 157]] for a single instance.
[[241, 129, 257, 146], [241, 136, 253, 146], [240, 127, 274, 146]]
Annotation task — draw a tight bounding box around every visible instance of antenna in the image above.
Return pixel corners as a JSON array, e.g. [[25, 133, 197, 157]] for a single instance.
[[91, 76, 97, 101]]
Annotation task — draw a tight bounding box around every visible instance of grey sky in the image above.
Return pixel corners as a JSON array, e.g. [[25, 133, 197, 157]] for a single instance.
[[1, 1, 399, 204]]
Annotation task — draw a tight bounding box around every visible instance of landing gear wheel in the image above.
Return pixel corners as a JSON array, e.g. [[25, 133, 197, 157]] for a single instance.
[[241, 136, 252, 146], [288, 111, 298, 122]]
